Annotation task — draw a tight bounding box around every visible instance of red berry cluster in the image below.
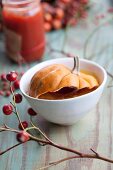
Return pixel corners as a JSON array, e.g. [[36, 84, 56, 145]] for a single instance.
[[2, 70, 38, 142], [2, 105, 37, 142], [17, 131, 30, 143], [0, 71, 22, 97], [42, 0, 89, 32], [2, 71, 23, 114]]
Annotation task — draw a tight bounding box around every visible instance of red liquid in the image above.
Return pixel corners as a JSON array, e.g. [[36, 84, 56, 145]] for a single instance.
[[3, 7, 45, 62]]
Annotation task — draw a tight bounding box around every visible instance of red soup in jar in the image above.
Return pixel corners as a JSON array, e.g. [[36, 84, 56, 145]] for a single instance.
[[2, 0, 45, 63]]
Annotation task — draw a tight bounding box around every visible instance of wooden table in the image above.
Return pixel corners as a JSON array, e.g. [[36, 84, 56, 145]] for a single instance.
[[0, 0, 113, 169]]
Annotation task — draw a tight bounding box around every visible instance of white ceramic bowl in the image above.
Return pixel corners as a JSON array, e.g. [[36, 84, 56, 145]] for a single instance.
[[20, 58, 107, 125]]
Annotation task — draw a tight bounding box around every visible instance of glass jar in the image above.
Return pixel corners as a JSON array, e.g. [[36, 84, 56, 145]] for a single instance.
[[2, 0, 45, 63]]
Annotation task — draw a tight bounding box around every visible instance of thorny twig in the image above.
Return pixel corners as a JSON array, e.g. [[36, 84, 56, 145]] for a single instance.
[[1, 123, 113, 170]]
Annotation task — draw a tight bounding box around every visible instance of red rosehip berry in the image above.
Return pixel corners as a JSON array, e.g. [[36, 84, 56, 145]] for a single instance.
[[13, 93, 22, 103], [17, 131, 30, 143], [3, 87, 7, 91], [6, 71, 18, 82], [80, 0, 89, 4], [44, 12, 53, 22], [1, 74, 6, 81], [0, 90, 4, 96], [61, 0, 71, 3], [108, 7, 113, 13], [5, 91, 11, 97], [55, 8, 64, 19], [18, 121, 28, 130], [44, 22, 52, 32], [53, 19, 62, 30], [13, 80, 20, 89], [2, 81, 9, 87], [27, 108, 37, 116], [2, 104, 13, 115]]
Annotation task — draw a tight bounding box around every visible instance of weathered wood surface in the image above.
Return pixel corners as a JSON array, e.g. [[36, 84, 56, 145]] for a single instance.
[[0, 0, 113, 169]]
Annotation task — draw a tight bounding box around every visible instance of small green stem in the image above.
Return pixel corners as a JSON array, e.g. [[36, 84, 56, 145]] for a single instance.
[[25, 127, 36, 131], [30, 118, 54, 144]]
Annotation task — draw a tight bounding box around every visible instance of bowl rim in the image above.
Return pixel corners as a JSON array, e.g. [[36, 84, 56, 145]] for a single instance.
[[20, 58, 107, 102]]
